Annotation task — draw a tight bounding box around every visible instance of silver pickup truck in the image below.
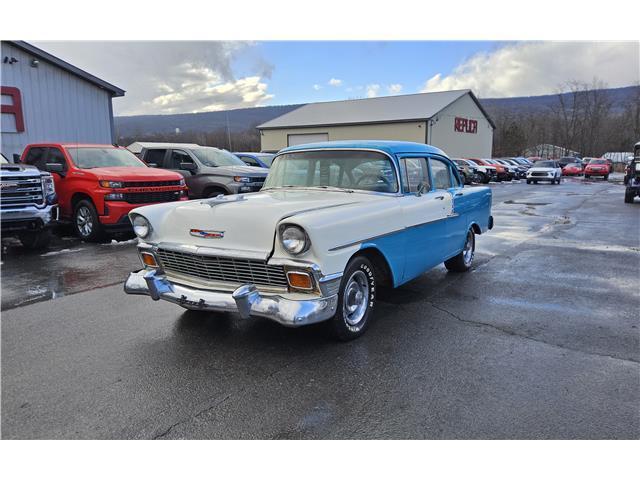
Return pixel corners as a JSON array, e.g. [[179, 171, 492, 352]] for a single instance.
[[1, 153, 59, 249]]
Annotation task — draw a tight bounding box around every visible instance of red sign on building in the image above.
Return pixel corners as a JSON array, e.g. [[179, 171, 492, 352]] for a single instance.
[[1, 86, 25, 132], [454, 116, 477, 134]]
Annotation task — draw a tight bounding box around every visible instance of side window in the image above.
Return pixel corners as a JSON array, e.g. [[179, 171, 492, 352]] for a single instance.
[[240, 155, 259, 167], [169, 150, 193, 169], [429, 158, 453, 190], [24, 147, 48, 170], [401, 157, 429, 193], [145, 149, 167, 167], [47, 147, 67, 171]]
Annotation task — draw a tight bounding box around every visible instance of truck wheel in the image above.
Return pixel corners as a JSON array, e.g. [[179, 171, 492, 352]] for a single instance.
[[73, 200, 104, 242], [328, 256, 376, 341], [482, 174, 490, 184], [445, 229, 475, 273], [604, 174, 609, 181], [624, 189, 635, 203], [204, 188, 228, 198], [526, 179, 531, 184], [19, 229, 52, 250]]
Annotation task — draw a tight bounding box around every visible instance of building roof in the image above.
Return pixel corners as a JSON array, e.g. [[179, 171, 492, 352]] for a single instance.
[[126, 142, 201, 154], [258, 90, 495, 130], [5, 41, 125, 97], [279, 140, 447, 157]]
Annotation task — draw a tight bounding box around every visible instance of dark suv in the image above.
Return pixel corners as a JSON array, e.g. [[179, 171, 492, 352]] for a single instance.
[[133, 143, 269, 198]]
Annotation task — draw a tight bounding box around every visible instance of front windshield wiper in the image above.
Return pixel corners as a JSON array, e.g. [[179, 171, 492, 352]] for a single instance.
[[308, 185, 354, 193]]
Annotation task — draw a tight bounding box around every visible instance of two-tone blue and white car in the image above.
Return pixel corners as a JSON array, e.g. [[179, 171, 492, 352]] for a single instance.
[[124, 141, 494, 340]]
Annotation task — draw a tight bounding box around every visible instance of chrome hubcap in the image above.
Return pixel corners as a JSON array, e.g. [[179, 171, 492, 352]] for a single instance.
[[76, 206, 93, 237], [463, 231, 474, 265], [343, 270, 369, 326]]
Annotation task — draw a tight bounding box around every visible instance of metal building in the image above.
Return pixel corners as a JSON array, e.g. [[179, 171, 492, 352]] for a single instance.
[[257, 89, 495, 158], [1, 41, 124, 160]]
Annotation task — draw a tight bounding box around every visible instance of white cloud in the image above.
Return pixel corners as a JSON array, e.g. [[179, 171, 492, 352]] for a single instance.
[[328, 78, 343, 87], [421, 42, 639, 98], [387, 83, 403, 94], [366, 84, 380, 98], [33, 41, 275, 115], [312, 84, 322, 91]]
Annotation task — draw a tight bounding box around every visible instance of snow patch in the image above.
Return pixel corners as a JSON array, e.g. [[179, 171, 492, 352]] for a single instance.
[[40, 248, 85, 257]]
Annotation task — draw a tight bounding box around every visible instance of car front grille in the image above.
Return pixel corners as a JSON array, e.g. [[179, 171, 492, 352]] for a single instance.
[[123, 190, 182, 204], [0, 176, 44, 209], [156, 248, 289, 288], [530, 172, 549, 177], [123, 180, 182, 187]]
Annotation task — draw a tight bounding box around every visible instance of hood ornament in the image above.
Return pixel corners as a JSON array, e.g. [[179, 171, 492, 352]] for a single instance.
[[200, 194, 246, 208]]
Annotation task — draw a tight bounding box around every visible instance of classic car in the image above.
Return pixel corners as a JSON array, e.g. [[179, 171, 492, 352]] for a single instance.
[[124, 141, 494, 340]]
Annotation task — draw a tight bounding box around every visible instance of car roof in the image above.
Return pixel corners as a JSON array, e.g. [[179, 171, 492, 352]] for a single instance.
[[279, 140, 447, 157], [28, 143, 122, 149]]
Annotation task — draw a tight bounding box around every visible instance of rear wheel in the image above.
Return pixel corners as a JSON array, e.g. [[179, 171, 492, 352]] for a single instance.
[[73, 200, 104, 242], [328, 256, 376, 341], [18, 229, 52, 250], [526, 179, 531, 184], [445, 229, 475, 272], [624, 188, 635, 203], [585, 174, 590, 179], [482, 173, 490, 184]]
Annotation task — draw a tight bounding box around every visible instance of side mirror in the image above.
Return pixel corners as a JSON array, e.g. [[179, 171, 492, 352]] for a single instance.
[[180, 162, 197, 172], [146, 163, 158, 168], [46, 163, 64, 174]]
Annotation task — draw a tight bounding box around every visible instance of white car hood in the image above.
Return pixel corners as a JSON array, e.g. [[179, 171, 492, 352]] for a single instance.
[[528, 167, 555, 173], [137, 189, 385, 256]]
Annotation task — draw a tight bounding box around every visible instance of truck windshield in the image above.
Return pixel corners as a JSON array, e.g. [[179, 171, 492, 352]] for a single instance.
[[68, 148, 147, 169], [192, 148, 246, 167], [264, 150, 398, 193]]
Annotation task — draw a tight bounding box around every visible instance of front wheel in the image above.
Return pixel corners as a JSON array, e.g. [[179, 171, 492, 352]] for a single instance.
[[445, 229, 475, 272], [73, 199, 104, 242], [328, 256, 376, 341], [19, 229, 52, 250], [526, 179, 531, 184], [604, 174, 609, 181]]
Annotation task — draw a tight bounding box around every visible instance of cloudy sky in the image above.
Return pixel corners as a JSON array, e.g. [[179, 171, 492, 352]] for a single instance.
[[35, 41, 639, 117]]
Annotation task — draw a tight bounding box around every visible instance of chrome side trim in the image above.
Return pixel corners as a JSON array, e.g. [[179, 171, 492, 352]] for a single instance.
[[328, 217, 448, 251]]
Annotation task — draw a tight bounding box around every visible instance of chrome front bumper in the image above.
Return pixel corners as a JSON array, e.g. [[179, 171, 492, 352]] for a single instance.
[[124, 269, 338, 327]]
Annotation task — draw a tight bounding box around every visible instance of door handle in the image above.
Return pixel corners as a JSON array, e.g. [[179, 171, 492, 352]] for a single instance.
[[455, 192, 464, 197], [435, 195, 444, 200]]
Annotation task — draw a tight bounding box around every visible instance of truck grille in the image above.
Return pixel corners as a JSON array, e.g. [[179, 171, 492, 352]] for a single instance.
[[123, 190, 182, 204], [156, 248, 289, 288], [0, 176, 44, 209], [123, 180, 182, 187]]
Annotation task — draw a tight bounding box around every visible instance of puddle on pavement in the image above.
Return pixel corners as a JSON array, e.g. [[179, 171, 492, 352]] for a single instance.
[[504, 200, 550, 206]]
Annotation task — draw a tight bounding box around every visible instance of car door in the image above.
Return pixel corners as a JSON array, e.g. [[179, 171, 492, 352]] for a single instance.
[[167, 149, 199, 194], [433, 156, 471, 258], [397, 156, 453, 283]]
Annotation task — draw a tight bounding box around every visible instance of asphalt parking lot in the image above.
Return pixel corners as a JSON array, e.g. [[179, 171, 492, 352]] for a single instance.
[[2, 176, 638, 439]]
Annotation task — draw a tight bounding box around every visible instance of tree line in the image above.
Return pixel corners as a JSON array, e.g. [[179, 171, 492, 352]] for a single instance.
[[488, 81, 639, 158]]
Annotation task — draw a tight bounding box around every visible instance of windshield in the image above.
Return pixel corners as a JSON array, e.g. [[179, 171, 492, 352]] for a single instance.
[[589, 159, 607, 165], [264, 150, 398, 193], [68, 148, 147, 169], [192, 148, 246, 167], [534, 161, 555, 168], [635, 144, 640, 160], [256, 154, 275, 167]]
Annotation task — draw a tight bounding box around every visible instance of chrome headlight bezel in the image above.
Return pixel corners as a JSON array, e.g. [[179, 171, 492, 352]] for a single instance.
[[279, 224, 310, 255], [131, 214, 152, 239]]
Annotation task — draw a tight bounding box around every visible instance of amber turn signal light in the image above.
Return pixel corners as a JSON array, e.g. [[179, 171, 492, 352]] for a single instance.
[[286, 271, 313, 290], [140, 252, 158, 268]]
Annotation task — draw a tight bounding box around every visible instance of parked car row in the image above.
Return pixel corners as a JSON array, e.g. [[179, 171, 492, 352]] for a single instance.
[[1, 142, 272, 248]]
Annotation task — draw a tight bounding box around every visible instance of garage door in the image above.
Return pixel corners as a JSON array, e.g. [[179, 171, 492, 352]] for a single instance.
[[287, 133, 329, 147]]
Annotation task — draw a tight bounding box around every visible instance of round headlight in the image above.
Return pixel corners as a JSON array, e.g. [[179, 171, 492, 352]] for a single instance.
[[132, 215, 151, 238], [280, 225, 309, 255]]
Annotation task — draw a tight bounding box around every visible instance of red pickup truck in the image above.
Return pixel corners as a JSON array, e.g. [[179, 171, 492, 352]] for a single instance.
[[21, 143, 188, 241]]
